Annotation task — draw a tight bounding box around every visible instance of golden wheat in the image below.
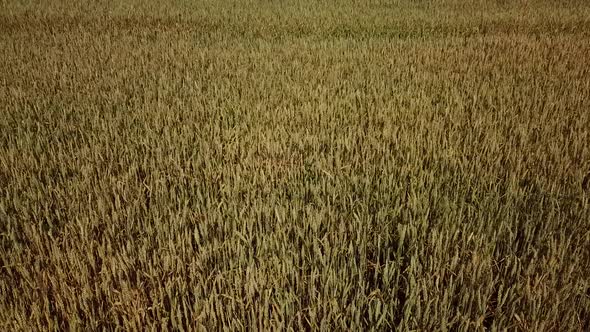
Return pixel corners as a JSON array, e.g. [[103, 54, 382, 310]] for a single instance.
[[1, 0, 589, 330]]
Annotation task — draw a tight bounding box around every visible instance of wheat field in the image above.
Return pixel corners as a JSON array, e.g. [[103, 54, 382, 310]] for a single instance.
[[1, 0, 590, 330]]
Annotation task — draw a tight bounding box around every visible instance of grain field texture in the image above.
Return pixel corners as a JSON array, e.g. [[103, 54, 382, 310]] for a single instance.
[[1, 0, 590, 330]]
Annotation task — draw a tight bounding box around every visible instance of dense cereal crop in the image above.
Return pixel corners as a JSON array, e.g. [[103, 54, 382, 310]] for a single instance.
[[1, 0, 589, 330]]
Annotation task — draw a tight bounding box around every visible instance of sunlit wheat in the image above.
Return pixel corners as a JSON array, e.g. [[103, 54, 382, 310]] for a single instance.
[[1, 0, 589, 330]]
